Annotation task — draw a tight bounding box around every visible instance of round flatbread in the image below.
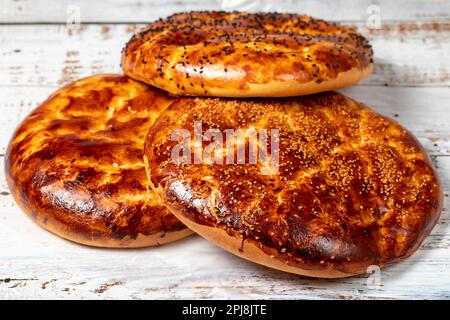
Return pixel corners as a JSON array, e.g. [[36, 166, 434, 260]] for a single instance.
[[144, 92, 442, 277], [122, 11, 373, 98], [5, 74, 192, 248]]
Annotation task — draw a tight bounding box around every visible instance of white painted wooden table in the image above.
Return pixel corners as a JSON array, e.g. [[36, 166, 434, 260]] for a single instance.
[[0, 0, 449, 299]]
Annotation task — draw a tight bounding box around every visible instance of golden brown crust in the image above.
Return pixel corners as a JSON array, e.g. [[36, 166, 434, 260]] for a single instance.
[[122, 11, 373, 97], [5, 74, 192, 248], [144, 92, 442, 277], [173, 213, 362, 278]]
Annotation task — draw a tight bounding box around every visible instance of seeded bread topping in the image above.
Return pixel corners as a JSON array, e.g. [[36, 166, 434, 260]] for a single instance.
[[144, 92, 442, 277], [122, 11, 373, 97]]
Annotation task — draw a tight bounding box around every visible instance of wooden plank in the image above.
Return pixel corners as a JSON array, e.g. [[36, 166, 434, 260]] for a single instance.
[[366, 23, 450, 86], [1, 0, 449, 23], [0, 154, 449, 299], [1, 23, 449, 89]]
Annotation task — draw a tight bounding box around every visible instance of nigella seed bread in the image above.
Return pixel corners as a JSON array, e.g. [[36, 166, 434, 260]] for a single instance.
[[122, 11, 373, 98]]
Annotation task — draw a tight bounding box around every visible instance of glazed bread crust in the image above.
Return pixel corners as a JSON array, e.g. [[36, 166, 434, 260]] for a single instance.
[[144, 92, 442, 277], [122, 11, 373, 97], [5, 74, 192, 248]]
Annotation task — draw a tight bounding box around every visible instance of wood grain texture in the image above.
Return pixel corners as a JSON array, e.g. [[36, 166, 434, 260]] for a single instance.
[[1, 0, 450, 300], [1, 22, 449, 89], [1, 0, 449, 23]]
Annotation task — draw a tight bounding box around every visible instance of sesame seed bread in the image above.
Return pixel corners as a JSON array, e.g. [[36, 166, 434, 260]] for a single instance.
[[5, 74, 192, 248], [121, 11, 373, 98], [144, 92, 442, 277]]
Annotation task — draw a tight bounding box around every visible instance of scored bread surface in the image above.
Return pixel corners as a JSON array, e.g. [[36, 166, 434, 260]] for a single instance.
[[122, 11, 373, 97], [5, 74, 192, 248], [144, 92, 442, 277]]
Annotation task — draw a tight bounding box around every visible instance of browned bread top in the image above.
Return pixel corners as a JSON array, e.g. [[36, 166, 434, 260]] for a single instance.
[[121, 11, 373, 98], [144, 92, 442, 276], [5, 74, 191, 248]]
